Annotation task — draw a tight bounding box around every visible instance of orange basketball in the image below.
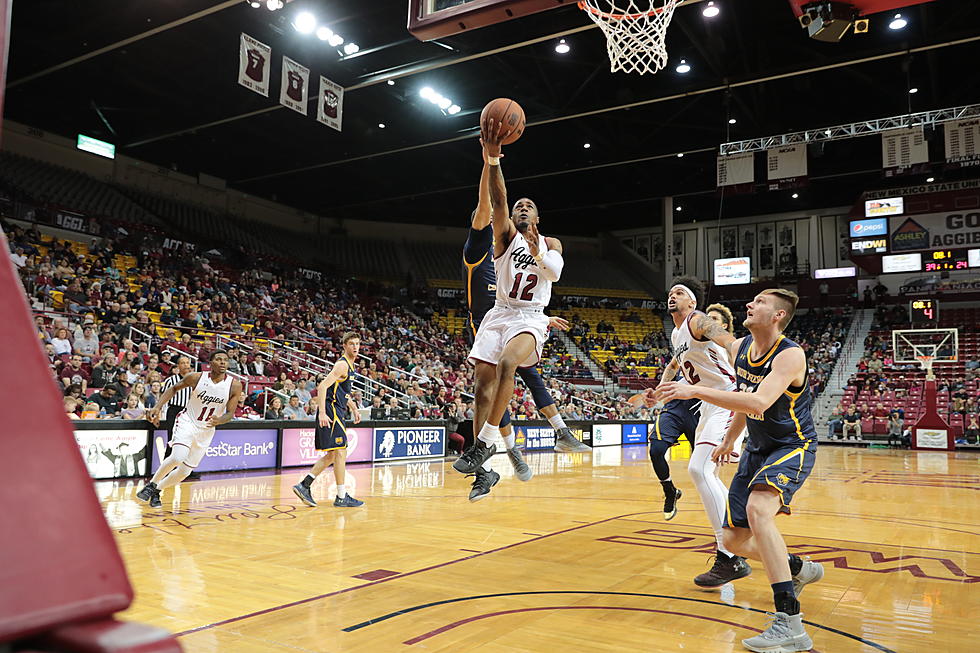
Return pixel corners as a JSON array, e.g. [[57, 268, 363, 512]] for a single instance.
[[480, 98, 525, 145]]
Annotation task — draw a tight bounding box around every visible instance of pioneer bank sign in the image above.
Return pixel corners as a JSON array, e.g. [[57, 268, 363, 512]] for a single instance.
[[889, 211, 980, 252], [373, 427, 446, 461]]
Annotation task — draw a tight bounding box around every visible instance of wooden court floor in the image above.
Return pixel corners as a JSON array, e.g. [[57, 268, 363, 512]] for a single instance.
[[97, 445, 980, 652]]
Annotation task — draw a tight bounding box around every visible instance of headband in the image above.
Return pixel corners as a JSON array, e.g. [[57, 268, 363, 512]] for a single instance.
[[670, 284, 697, 305]]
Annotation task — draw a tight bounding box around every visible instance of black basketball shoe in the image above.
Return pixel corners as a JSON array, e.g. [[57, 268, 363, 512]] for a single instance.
[[694, 551, 752, 588], [148, 487, 163, 509], [135, 481, 157, 503], [663, 485, 682, 521], [453, 439, 497, 474], [467, 468, 501, 502]]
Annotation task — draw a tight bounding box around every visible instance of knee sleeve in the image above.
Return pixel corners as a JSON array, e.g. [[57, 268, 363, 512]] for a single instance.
[[517, 367, 554, 410]]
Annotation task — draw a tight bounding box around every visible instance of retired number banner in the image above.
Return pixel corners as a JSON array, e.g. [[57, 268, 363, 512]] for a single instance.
[[317, 75, 344, 131], [280, 56, 309, 115], [238, 33, 271, 97]]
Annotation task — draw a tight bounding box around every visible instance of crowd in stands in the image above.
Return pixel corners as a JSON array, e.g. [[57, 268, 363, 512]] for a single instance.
[[7, 217, 635, 423]]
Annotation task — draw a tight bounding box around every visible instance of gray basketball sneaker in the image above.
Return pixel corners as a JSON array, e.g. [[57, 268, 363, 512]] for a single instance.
[[792, 559, 824, 597], [292, 483, 317, 507], [507, 448, 533, 482], [554, 428, 591, 453], [468, 468, 500, 502], [741, 612, 812, 653]]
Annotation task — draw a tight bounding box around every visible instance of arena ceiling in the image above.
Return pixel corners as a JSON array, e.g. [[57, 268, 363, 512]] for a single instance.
[[5, 0, 980, 235]]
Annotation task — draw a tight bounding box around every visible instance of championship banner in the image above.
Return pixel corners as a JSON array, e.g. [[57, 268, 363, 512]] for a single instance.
[[317, 75, 344, 131], [945, 118, 980, 168], [280, 56, 309, 115], [238, 33, 271, 97], [881, 127, 929, 176], [718, 152, 755, 193], [766, 144, 808, 190]]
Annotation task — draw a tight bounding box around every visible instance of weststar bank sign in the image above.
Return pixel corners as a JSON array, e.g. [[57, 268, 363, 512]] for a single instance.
[[890, 212, 980, 252]]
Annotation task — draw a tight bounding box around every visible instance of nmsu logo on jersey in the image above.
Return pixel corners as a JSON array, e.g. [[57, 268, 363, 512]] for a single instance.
[[373, 427, 445, 461]]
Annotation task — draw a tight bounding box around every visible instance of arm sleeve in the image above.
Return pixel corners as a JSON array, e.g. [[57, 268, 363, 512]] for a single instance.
[[463, 226, 494, 265], [536, 249, 564, 282]]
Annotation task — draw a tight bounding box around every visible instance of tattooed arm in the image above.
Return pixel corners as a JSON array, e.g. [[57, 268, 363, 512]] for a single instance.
[[691, 311, 736, 353], [657, 356, 680, 388]]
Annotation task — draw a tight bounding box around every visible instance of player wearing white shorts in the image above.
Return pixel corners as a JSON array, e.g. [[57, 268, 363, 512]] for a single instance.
[[137, 351, 242, 508], [654, 277, 750, 587], [453, 119, 566, 501]]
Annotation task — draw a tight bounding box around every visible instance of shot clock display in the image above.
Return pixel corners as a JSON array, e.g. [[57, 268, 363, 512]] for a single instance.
[[909, 299, 939, 324], [925, 250, 970, 272]]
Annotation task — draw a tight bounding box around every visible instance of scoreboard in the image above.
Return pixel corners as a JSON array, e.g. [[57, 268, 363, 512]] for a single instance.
[[909, 299, 939, 324], [924, 250, 971, 272]]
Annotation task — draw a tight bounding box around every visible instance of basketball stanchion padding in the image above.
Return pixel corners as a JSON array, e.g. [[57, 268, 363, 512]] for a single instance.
[[0, 228, 180, 650]]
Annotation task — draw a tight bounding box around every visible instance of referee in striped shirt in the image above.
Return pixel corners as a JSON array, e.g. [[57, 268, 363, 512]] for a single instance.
[[160, 355, 194, 473]]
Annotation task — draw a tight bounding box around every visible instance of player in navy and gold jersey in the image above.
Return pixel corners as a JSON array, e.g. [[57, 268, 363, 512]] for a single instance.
[[656, 289, 823, 653], [292, 332, 364, 508], [459, 144, 590, 499]]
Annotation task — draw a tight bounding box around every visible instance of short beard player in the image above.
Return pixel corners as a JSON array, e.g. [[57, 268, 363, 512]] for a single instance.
[[651, 277, 751, 588], [461, 138, 590, 495], [629, 303, 737, 524], [454, 118, 570, 501]]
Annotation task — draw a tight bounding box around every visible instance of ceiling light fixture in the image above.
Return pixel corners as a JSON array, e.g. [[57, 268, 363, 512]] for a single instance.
[[266, 0, 283, 10], [249, 1, 261, 8], [675, 59, 691, 74], [343, 42, 360, 55], [583, 143, 591, 149], [676, 206, 682, 211], [888, 13, 907, 30], [448, 104, 461, 115], [792, 193, 799, 199], [316, 26, 332, 41], [555, 38, 570, 54], [908, 87, 918, 94], [728, 118, 737, 125], [293, 11, 316, 34], [387, 79, 395, 86], [378, 123, 386, 129], [702, 1, 720, 18], [677, 153, 684, 158], [926, 177, 935, 182]]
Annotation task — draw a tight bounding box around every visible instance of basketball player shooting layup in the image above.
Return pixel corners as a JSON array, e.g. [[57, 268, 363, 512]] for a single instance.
[[644, 278, 753, 588], [461, 141, 590, 487], [657, 289, 823, 653], [137, 351, 242, 508], [453, 119, 568, 500], [292, 332, 364, 508]]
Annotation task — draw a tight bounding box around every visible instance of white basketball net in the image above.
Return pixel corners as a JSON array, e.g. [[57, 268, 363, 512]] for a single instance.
[[578, 0, 680, 75]]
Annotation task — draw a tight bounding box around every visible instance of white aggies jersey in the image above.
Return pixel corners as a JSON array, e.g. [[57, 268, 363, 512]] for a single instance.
[[182, 373, 233, 427], [671, 311, 737, 392], [494, 229, 553, 309]]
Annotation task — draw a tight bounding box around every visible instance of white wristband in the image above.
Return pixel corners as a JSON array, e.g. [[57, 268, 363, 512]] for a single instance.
[[487, 156, 501, 166]]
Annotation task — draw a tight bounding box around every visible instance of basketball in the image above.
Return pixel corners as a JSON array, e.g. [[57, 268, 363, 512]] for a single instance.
[[480, 98, 525, 145]]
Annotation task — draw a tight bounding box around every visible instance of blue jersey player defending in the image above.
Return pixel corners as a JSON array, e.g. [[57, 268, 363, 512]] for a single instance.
[[657, 289, 824, 653], [457, 140, 590, 501]]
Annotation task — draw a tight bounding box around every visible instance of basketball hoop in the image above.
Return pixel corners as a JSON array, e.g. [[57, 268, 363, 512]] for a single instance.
[[916, 354, 935, 380], [578, 0, 680, 74]]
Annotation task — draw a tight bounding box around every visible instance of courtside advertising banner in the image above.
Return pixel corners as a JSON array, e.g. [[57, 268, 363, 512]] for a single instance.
[[281, 427, 373, 467], [514, 425, 555, 451], [238, 33, 271, 97], [621, 423, 648, 444], [593, 423, 622, 446], [373, 426, 445, 461], [279, 56, 309, 115], [74, 429, 149, 479], [150, 429, 277, 473], [317, 75, 344, 131]]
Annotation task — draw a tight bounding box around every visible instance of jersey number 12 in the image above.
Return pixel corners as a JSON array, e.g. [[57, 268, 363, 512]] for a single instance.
[[508, 272, 538, 301]]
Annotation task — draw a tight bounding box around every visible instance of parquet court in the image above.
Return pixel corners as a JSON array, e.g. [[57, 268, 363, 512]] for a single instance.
[[98, 445, 980, 652]]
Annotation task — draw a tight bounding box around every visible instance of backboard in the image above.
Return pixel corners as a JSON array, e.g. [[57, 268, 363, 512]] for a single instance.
[[408, 0, 574, 41], [892, 327, 958, 379]]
